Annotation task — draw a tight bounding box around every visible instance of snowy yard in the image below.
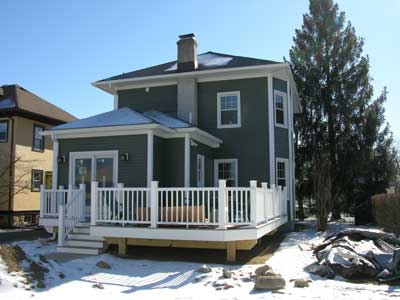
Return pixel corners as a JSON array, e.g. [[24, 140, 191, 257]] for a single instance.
[[0, 222, 399, 300]]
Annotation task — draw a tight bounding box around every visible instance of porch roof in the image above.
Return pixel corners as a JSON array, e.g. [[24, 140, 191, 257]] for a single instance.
[[50, 107, 192, 131]]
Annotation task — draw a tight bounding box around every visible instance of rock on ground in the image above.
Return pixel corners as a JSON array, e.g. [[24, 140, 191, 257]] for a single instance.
[[254, 275, 286, 290], [196, 264, 212, 273], [96, 261, 111, 269]]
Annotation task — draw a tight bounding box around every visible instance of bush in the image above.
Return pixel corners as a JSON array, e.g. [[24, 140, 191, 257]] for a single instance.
[[371, 193, 400, 233]]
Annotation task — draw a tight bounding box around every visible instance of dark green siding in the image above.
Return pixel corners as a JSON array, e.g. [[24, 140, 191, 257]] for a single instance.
[[162, 138, 185, 187], [273, 78, 289, 159], [153, 136, 164, 185], [118, 85, 177, 114], [198, 77, 270, 186], [190, 141, 213, 187], [58, 135, 147, 187]]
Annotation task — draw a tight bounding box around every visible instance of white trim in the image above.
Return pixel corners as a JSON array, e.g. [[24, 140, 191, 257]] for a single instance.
[[196, 154, 205, 187], [268, 76, 275, 185], [147, 131, 154, 188], [114, 80, 178, 91], [217, 91, 241, 129], [214, 159, 238, 187], [287, 82, 295, 220], [51, 136, 58, 189], [68, 150, 118, 187], [93, 63, 289, 93], [274, 89, 288, 128], [113, 93, 119, 110], [184, 134, 190, 187]]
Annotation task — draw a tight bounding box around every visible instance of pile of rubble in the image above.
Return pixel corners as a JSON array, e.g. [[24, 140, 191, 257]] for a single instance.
[[304, 228, 400, 282]]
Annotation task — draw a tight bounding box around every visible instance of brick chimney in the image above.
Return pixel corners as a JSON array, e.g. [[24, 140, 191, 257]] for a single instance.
[[177, 33, 198, 72]]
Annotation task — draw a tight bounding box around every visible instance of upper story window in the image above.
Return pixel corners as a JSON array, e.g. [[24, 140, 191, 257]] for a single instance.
[[276, 158, 288, 187], [31, 169, 43, 192], [33, 125, 45, 152], [274, 90, 287, 128], [0, 121, 8, 142], [217, 91, 241, 128]]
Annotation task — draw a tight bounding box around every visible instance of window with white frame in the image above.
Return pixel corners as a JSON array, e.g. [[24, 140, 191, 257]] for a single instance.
[[276, 158, 288, 187], [33, 124, 45, 151], [0, 121, 8, 142], [31, 169, 43, 192], [217, 91, 241, 128], [274, 90, 287, 127], [214, 159, 238, 187]]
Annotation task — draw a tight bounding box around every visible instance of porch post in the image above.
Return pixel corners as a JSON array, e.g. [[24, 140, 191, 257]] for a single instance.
[[261, 182, 268, 223], [91, 181, 98, 226], [150, 181, 158, 228], [184, 134, 190, 187], [79, 184, 86, 222], [250, 180, 258, 227], [51, 135, 58, 190], [218, 180, 226, 229], [40, 185, 45, 218], [58, 203, 65, 247], [147, 131, 154, 188]]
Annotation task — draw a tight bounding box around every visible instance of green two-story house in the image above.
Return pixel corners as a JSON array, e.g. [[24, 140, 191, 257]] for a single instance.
[[40, 34, 301, 260]]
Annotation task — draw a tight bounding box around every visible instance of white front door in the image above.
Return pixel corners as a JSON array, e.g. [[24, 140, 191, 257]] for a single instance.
[[196, 154, 205, 187], [70, 151, 118, 217]]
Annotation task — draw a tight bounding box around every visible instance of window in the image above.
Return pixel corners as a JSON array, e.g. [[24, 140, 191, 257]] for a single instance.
[[0, 121, 8, 142], [276, 158, 288, 187], [197, 154, 205, 187], [31, 169, 43, 192], [33, 125, 45, 151], [214, 159, 238, 187], [274, 90, 287, 127], [217, 91, 241, 128]]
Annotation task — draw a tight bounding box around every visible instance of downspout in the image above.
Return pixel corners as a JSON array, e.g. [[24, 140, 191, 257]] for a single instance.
[[7, 117, 14, 227]]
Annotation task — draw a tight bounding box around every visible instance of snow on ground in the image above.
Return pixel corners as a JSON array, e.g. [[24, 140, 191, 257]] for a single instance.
[[0, 222, 399, 300]]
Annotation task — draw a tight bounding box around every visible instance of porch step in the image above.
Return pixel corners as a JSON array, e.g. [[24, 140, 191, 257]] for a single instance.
[[57, 223, 107, 255], [57, 245, 105, 255], [68, 233, 104, 241], [64, 239, 104, 248]]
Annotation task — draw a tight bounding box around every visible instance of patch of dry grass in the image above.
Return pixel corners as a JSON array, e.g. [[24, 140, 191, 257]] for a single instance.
[[0, 244, 48, 288]]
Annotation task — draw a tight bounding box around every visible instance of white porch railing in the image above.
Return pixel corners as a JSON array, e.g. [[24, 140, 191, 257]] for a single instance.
[[91, 180, 288, 229], [40, 185, 82, 218], [57, 184, 86, 246]]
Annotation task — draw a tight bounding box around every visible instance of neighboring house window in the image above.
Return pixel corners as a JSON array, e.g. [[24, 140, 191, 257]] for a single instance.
[[276, 158, 288, 187], [217, 91, 241, 128], [33, 125, 45, 151], [0, 121, 8, 142], [197, 154, 205, 187], [214, 159, 238, 187], [274, 90, 287, 127], [31, 169, 43, 192]]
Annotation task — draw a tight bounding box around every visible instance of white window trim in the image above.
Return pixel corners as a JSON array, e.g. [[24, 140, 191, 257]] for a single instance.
[[196, 154, 205, 187], [69, 150, 119, 187], [217, 91, 241, 129], [274, 90, 288, 128], [276, 157, 289, 187], [214, 158, 238, 187]]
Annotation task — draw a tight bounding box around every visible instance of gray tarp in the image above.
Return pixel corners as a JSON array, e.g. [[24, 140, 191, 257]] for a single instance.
[[304, 228, 400, 281]]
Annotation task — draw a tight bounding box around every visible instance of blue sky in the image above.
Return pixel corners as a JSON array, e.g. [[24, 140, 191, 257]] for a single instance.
[[1, 0, 399, 139]]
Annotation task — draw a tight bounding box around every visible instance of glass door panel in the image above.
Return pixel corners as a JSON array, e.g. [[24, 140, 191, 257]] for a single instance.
[[96, 157, 114, 188], [74, 158, 92, 206]]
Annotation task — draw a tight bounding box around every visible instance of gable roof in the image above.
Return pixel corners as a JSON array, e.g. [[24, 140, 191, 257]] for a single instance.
[[51, 107, 192, 131], [96, 51, 280, 83], [0, 84, 76, 125]]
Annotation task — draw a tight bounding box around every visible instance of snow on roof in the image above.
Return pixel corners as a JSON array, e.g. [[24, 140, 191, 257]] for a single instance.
[[143, 110, 191, 128], [52, 107, 153, 130], [0, 98, 16, 109]]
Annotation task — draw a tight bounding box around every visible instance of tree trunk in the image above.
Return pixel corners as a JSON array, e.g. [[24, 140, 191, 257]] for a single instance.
[[297, 197, 306, 220]]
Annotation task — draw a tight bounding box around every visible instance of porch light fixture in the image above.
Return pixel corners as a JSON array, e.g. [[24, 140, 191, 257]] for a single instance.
[[57, 155, 65, 164], [120, 152, 129, 161]]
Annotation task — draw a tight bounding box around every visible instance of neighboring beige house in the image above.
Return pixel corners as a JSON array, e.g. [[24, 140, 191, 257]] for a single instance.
[[0, 84, 76, 226]]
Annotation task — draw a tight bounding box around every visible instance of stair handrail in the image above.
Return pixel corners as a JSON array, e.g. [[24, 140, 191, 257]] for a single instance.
[[58, 184, 86, 247]]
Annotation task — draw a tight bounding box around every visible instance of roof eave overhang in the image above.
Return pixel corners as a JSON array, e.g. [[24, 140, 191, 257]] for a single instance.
[[174, 127, 222, 148], [92, 63, 289, 94]]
